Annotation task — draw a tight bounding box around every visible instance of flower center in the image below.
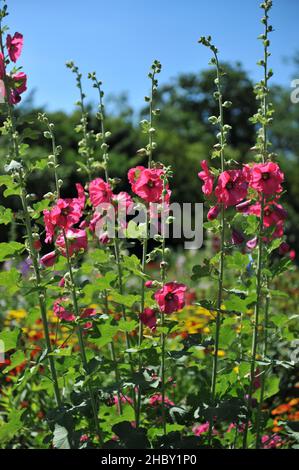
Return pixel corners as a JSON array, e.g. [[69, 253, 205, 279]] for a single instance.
[[226, 181, 234, 190], [165, 293, 174, 301], [262, 172, 270, 180], [147, 180, 154, 188], [264, 209, 271, 216]]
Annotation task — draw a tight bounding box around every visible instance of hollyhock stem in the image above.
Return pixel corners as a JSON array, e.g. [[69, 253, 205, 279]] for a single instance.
[[103, 291, 123, 415], [137, 61, 161, 427], [0, 27, 62, 408], [92, 74, 137, 421], [255, 286, 270, 448], [62, 231, 102, 443], [244, 1, 272, 448], [242, 197, 265, 449], [203, 42, 226, 445]]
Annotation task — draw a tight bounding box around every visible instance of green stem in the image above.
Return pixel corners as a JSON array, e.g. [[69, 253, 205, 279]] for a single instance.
[[0, 26, 62, 408], [63, 231, 102, 443], [255, 286, 270, 448], [242, 197, 265, 449], [208, 47, 226, 445], [103, 292, 123, 415]]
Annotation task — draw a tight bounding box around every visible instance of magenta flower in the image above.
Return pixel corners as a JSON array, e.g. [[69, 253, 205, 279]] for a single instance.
[[148, 393, 174, 407], [6, 32, 23, 62], [207, 205, 220, 221], [139, 307, 157, 330], [40, 251, 57, 267], [0, 52, 5, 79], [198, 160, 214, 196], [53, 298, 75, 322], [56, 228, 87, 256], [279, 242, 290, 255], [89, 178, 113, 207], [154, 281, 187, 314], [231, 228, 245, 245], [43, 184, 85, 243], [128, 166, 169, 203], [249, 162, 284, 195], [9, 72, 27, 105], [215, 169, 248, 207]]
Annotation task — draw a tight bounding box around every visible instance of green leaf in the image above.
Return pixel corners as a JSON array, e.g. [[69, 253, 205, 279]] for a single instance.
[[0, 328, 20, 352], [0, 410, 24, 444], [110, 291, 140, 308], [118, 319, 138, 333], [0, 205, 13, 225], [53, 424, 70, 449], [3, 351, 26, 373], [90, 324, 119, 348], [0, 242, 25, 261], [0, 268, 20, 294], [226, 252, 250, 271]]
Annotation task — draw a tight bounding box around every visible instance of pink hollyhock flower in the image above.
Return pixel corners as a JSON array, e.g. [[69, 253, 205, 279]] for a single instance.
[[113, 395, 133, 406], [40, 251, 57, 267], [33, 240, 42, 251], [128, 166, 168, 203], [6, 32, 23, 62], [99, 231, 110, 244], [246, 237, 258, 250], [279, 242, 290, 255], [140, 308, 157, 330], [192, 422, 210, 436], [289, 249, 296, 261], [236, 200, 252, 213], [80, 308, 96, 319], [261, 434, 283, 449], [0, 52, 5, 79], [9, 72, 27, 104], [198, 160, 214, 196], [249, 202, 287, 228], [207, 205, 220, 221], [43, 184, 84, 242], [249, 162, 284, 195], [112, 191, 134, 214], [154, 281, 187, 314], [56, 229, 87, 257], [231, 228, 245, 245], [215, 169, 248, 207], [53, 298, 75, 322], [80, 434, 89, 443], [89, 178, 113, 207], [148, 393, 174, 407], [58, 277, 65, 287], [145, 280, 154, 288]]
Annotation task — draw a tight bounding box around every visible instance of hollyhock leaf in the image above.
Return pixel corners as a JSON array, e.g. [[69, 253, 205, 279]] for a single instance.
[[0, 206, 13, 225], [0, 410, 24, 445], [122, 254, 147, 278], [118, 319, 138, 333], [0, 328, 20, 352], [2, 350, 26, 373], [90, 324, 119, 348], [271, 258, 292, 278], [244, 215, 259, 235], [32, 199, 51, 218], [111, 292, 141, 308], [92, 248, 110, 264], [0, 268, 20, 294], [226, 252, 250, 271], [191, 262, 210, 281], [53, 424, 71, 449]]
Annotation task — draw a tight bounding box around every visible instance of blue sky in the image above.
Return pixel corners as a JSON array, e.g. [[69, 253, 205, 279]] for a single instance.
[[7, 0, 299, 113]]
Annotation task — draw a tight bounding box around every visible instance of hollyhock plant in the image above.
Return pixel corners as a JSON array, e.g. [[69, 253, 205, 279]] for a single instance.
[[154, 282, 187, 314], [43, 184, 85, 242], [6, 32, 23, 62], [56, 229, 88, 257], [140, 307, 157, 330], [215, 169, 248, 207], [249, 162, 284, 196], [128, 166, 168, 203], [198, 160, 214, 196], [207, 205, 220, 221], [53, 298, 76, 322], [40, 251, 57, 267], [89, 178, 113, 207]]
